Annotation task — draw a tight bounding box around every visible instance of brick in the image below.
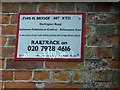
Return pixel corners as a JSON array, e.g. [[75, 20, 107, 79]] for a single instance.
[[78, 71, 90, 81], [96, 25, 115, 36], [0, 36, 7, 46], [14, 70, 32, 80], [85, 26, 93, 36], [46, 61, 83, 69], [111, 36, 119, 46], [1, 70, 13, 80], [34, 71, 50, 80], [11, 15, 18, 24], [76, 3, 93, 12], [0, 15, 10, 24], [0, 82, 2, 90], [20, 3, 37, 12], [4, 82, 37, 89], [84, 47, 93, 59], [2, 26, 17, 35], [115, 24, 120, 35], [0, 15, 1, 23], [0, 2, 1, 12], [0, 48, 1, 57], [95, 48, 112, 58], [7, 37, 16, 46], [73, 71, 79, 81], [110, 3, 120, 12], [92, 70, 110, 81], [111, 70, 120, 83], [73, 70, 89, 81], [0, 60, 4, 69], [113, 46, 120, 59], [1, 47, 15, 58], [39, 3, 57, 12], [84, 82, 120, 89], [107, 60, 120, 69], [87, 13, 96, 24], [6, 59, 43, 69], [87, 35, 113, 46], [87, 13, 120, 24], [58, 3, 75, 12], [2, 3, 19, 13], [87, 35, 96, 46], [94, 3, 112, 12], [95, 13, 120, 24], [53, 70, 70, 81], [0, 71, 1, 80], [109, 84, 120, 89], [87, 82, 111, 88], [85, 59, 107, 70], [45, 83, 82, 89]]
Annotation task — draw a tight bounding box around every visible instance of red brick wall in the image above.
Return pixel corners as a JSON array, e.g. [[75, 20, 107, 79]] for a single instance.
[[0, 2, 120, 89]]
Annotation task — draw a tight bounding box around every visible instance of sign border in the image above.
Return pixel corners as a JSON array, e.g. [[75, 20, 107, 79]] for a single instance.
[[15, 12, 85, 61]]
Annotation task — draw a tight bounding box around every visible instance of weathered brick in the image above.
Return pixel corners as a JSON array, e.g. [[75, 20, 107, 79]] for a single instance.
[[87, 35, 113, 46], [53, 70, 70, 81], [84, 47, 93, 59], [76, 3, 93, 12], [85, 82, 111, 88], [113, 46, 120, 59], [4, 82, 37, 89], [109, 84, 120, 89], [2, 3, 19, 13], [87, 13, 120, 24], [110, 3, 120, 12], [87, 13, 96, 24], [2, 26, 17, 35], [95, 13, 120, 24], [11, 14, 18, 24], [1, 70, 13, 80], [2, 47, 15, 58], [6, 59, 43, 69], [14, 70, 32, 80], [39, 3, 57, 12], [94, 3, 112, 12], [0, 14, 10, 24], [46, 61, 83, 69], [34, 71, 50, 80], [96, 25, 115, 36], [107, 60, 120, 69], [7, 37, 16, 46], [20, 3, 37, 12], [115, 24, 120, 35], [85, 26, 93, 36], [58, 3, 75, 12], [95, 47, 112, 58], [87, 35, 96, 46], [111, 70, 120, 83], [0, 36, 7, 46], [85, 59, 107, 70], [111, 36, 119, 46], [92, 70, 111, 81], [45, 83, 82, 89]]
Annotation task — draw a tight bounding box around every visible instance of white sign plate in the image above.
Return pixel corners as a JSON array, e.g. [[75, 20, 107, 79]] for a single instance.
[[15, 13, 84, 61]]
